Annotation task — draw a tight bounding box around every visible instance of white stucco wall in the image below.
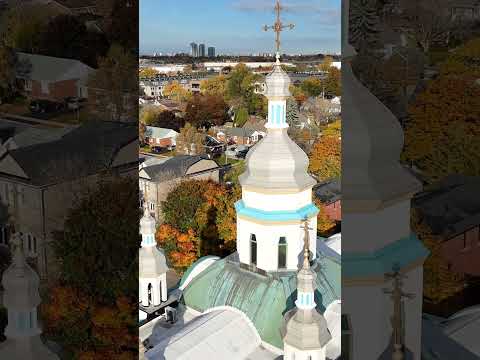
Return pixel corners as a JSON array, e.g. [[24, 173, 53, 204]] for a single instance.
[[242, 189, 313, 212]]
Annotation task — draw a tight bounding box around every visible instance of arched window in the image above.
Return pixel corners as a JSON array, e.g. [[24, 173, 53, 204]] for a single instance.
[[250, 234, 257, 265], [341, 314, 352, 360], [278, 237, 287, 269], [148, 283, 153, 305]]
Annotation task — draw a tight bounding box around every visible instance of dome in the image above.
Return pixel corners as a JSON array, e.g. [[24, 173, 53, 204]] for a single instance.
[[139, 246, 168, 277], [239, 128, 316, 191], [264, 63, 291, 99], [140, 207, 156, 235]]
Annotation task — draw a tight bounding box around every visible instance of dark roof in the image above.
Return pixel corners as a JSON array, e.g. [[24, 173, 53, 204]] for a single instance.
[[313, 178, 341, 205], [141, 155, 218, 182], [53, 0, 96, 9], [413, 176, 480, 238], [2, 121, 137, 186], [224, 127, 256, 138]]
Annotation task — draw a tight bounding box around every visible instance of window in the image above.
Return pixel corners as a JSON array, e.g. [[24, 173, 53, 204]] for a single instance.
[[278, 237, 287, 269], [40, 81, 49, 94], [463, 233, 468, 249], [250, 234, 257, 265], [150, 203, 155, 211], [0, 227, 8, 246], [25, 79, 32, 91], [341, 315, 352, 360]]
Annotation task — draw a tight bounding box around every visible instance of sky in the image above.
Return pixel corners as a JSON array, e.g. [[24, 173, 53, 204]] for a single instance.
[[140, 0, 340, 56]]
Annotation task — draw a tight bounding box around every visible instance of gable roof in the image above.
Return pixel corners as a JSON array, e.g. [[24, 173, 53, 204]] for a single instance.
[[225, 127, 256, 138], [313, 178, 341, 205], [140, 155, 218, 182], [17, 52, 95, 82], [145, 126, 179, 139], [0, 121, 137, 186]]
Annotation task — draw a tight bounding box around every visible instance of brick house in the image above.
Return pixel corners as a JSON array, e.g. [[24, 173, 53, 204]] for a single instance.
[[216, 127, 265, 145], [17, 52, 95, 103], [413, 175, 480, 277], [313, 178, 341, 222], [145, 127, 179, 147], [139, 155, 220, 221]]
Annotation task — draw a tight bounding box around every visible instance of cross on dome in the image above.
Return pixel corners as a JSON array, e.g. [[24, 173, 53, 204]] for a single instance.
[[263, 0, 294, 63]]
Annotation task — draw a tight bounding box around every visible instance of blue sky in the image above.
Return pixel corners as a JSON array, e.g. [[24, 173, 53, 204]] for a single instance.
[[140, 0, 340, 55]]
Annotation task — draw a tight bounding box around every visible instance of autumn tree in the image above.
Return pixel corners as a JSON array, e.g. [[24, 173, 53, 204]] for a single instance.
[[314, 198, 337, 237], [324, 67, 341, 97], [175, 122, 206, 155], [184, 94, 229, 129], [87, 44, 137, 122], [200, 75, 227, 96], [163, 80, 191, 102], [290, 85, 308, 105], [139, 67, 159, 78], [411, 209, 465, 303], [156, 224, 199, 273], [0, 42, 19, 103], [319, 56, 334, 72], [402, 40, 480, 182], [234, 106, 249, 127], [309, 135, 341, 181]]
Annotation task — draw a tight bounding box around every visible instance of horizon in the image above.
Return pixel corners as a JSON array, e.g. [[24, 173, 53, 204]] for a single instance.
[[140, 0, 340, 55]]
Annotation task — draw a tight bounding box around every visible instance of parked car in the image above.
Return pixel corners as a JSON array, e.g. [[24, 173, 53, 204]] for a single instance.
[[65, 97, 86, 111], [236, 148, 249, 159], [29, 100, 64, 114], [151, 146, 168, 154]]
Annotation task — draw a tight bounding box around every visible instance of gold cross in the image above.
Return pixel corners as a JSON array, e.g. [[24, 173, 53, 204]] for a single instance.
[[263, 0, 295, 59], [301, 217, 313, 268]]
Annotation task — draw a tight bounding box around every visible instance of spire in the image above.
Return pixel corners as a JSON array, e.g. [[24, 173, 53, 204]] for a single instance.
[[140, 204, 156, 247], [295, 218, 316, 310], [263, 0, 295, 61], [0, 232, 59, 359]]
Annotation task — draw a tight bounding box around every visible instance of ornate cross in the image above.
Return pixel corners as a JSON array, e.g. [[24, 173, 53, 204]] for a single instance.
[[383, 263, 415, 360], [263, 0, 295, 60], [301, 218, 313, 268]]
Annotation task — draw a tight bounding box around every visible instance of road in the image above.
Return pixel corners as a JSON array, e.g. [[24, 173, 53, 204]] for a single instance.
[[0, 112, 72, 128]]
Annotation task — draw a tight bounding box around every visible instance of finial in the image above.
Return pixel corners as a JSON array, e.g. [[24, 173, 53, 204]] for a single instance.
[[301, 218, 312, 269], [10, 231, 26, 268], [263, 0, 294, 61]]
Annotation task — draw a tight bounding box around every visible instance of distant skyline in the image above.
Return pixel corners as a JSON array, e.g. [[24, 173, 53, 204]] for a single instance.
[[140, 0, 340, 56]]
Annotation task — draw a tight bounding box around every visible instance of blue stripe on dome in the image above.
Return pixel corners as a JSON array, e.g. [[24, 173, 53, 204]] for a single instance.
[[235, 200, 319, 222], [343, 233, 430, 278]]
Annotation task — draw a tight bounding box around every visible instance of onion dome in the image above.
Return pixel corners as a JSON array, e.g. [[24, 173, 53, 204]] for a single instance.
[[264, 60, 291, 99], [2, 232, 40, 311], [239, 128, 316, 191], [281, 225, 332, 349], [139, 246, 168, 278], [140, 206, 156, 236]]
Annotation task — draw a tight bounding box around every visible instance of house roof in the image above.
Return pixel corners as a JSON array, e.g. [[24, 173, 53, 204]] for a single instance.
[[52, 0, 96, 9], [0, 121, 137, 186], [243, 116, 267, 133], [182, 251, 340, 349], [17, 52, 95, 82], [313, 178, 341, 205], [412, 175, 480, 239], [225, 127, 256, 138], [140, 155, 218, 182], [145, 126, 178, 139]]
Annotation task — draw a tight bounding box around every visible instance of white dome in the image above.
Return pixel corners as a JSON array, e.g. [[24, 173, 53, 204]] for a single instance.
[[264, 63, 291, 99], [239, 128, 316, 191], [139, 246, 168, 277]]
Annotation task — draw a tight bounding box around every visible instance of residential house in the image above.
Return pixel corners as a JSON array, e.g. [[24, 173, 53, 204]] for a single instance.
[[412, 175, 480, 277], [449, 0, 480, 21], [17, 52, 95, 103], [313, 178, 341, 222], [145, 127, 179, 148], [216, 127, 264, 145], [0, 121, 137, 279], [139, 155, 220, 221]]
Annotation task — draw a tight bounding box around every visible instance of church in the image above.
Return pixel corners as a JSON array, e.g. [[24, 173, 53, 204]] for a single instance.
[[139, 5, 341, 359]]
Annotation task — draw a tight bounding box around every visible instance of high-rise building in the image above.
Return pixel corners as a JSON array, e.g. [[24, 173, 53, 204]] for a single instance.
[[208, 46, 215, 58], [199, 43, 206, 57], [190, 42, 198, 57]]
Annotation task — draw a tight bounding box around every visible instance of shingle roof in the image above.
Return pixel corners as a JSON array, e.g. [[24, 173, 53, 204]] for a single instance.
[[412, 176, 480, 238], [2, 121, 137, 186], [145, 126, 178, 139], [17, 52, 94, 82], [313, 179, 341, 205], [225, 127, 256, 138], [140, 155, 217, 182]]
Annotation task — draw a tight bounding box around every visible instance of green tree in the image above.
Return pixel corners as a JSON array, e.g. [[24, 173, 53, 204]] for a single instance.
[[52, 177, 139, 302], [87, 44, 138, 122], [286, 98, 300, 127], [301, 77, 323, 97], [234, 106, 249, 127]]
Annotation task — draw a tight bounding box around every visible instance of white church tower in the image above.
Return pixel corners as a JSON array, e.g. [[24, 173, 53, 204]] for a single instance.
[[342, 0, 429, 359], [281, 221, 331, 360], [235, 51, 318, 272], [139, 207, 168, 307], [0, 232, 58, 359]]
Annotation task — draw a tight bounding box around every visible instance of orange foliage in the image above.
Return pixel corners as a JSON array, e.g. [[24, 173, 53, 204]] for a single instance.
[[309, 135, 341, 182]]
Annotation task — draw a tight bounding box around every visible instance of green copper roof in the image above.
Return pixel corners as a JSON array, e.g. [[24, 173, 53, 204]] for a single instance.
[[182, 253, 340, 349]]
